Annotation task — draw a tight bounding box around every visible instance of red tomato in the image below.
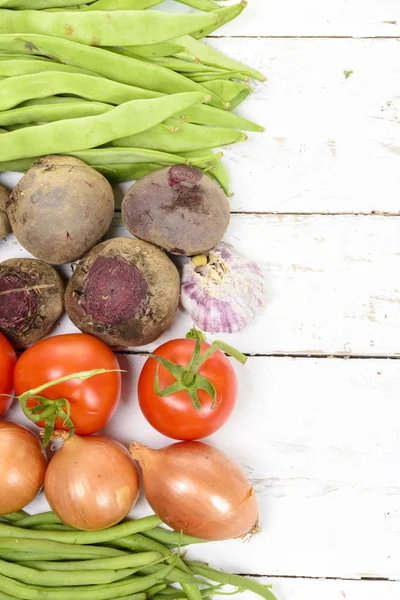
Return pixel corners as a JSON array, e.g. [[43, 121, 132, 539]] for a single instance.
[[0, 332, 17, 416], [14, 334, 121, 435], [138, 339, 237, 440]]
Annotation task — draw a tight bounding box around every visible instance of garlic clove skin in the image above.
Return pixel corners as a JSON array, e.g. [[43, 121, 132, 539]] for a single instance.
[[181, 242, 267, 333]]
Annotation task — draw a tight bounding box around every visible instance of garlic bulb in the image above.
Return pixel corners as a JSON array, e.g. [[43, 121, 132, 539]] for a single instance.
[[181, 243, 267, 333]]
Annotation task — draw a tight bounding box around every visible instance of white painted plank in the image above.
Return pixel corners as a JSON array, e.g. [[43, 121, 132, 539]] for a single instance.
[[159, 0, 400, 38], [2, 214, 399, 356], [1, 39, 400, 214], [241, 579, 400, 600], [8, 356, 400, 579]]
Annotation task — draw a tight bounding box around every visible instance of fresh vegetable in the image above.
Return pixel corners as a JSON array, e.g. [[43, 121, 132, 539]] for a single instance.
[[0, 422, 46, 515], [0, 258, 64, 346], [7, 156, 114, 264], [130, 441, 259, 541], [0, 332, 16, 416], [44, 435, 140, 530], [13, 333, 121, 439], [122, 165, 230, 256], [0, 34, 214, 96], [0, 1, 264, 190], [0, 183, 10, 238], [181, 243, 267, 333], [113, 120, 247, 154], [138, 332, 247, 440], [65, 238, 180, 347], [0, 92, 209, 162], [0, 9, 219, 47], [0, 509, 279, 600]]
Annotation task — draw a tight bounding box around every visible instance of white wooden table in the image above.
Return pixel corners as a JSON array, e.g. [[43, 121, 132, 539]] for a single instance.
[[1, 1, 400, 598]]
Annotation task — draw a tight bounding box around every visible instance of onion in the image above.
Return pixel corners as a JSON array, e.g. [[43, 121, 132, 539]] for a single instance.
[[0, 422, 46, 514], [45, 435, 140, 530], [130, 441, 259, 541]]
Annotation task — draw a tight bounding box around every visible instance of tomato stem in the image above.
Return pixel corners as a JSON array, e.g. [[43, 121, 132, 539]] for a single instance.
[[17, 369, 121, 448], [150, 335, 247, 411]]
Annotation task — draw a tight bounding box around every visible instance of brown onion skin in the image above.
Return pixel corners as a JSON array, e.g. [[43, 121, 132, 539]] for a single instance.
[[0, 422, 46, 514], [45, 435, 139, 530], [130, 441, 259, 541]]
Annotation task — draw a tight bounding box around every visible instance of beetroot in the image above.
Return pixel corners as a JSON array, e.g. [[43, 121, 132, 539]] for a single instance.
[[65, 237, 180, 347], [122, 165, 230, 256], [0, 258, 64, 347]]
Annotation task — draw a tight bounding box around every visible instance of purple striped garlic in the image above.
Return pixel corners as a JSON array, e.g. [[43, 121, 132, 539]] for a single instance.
[[181, 242, 267, 333]]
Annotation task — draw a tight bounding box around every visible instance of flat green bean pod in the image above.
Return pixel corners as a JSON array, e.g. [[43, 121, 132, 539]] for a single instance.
[[65, 147, 189, 165], [174, 102, 264, 132], [172, 34, 265, 81], [96, 162, 162, 182], [193, 2, 246, 38], [0, 0, 92, 7], [123, 42, 186, 59], [0, 71, 161, 111], [182, 149, 231, 196], [202, 79, 252, 108], [46, 0, 164, 10], [0, 91, 208, 161], [189, 71, 248, 83], [145, 56, 228, 75], [0, 34, 214, 98], [176, 0, 222, 10], [0, 58, 103, 77], [113, 120, 246, 152], [0, 100, 111, 126], [0, 9, 218, 46]]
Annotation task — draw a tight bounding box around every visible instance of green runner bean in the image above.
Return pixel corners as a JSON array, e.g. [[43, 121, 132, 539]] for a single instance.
[[0, 9, 218, 46], [145, 57, 228, 76], [189, 72, 248, 83], [0, 0, 92, 7], [122, 43, 186, 59], [0, 58, 103, 77], [19, 552, 161, 572], [174, 102, 264, 132], [202, 79, 252, 108], [0, 71, 161, 111], [46, 0, 164, 9], [193, 2, 246, 39], [0, 559, 137, 587], [113, 120, 246, 152], [0, 100, 112, 126], [0, 91, 209, 161], [0, 34, 214, 97], [172, 34, 265, 81], [177, 0, 221, 10]]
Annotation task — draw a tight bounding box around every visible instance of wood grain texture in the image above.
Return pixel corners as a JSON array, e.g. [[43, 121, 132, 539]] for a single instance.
[[159, 0, 400, 38], [234, 579, 400, 600], [1, 39, 400, 214], [2, 214, 399, 356], [8, 356, 399, 580]]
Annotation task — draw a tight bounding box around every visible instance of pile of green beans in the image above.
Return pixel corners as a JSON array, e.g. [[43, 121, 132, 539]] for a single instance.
[[0, 0, 264, 192], [0, 510, 278, 600]]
